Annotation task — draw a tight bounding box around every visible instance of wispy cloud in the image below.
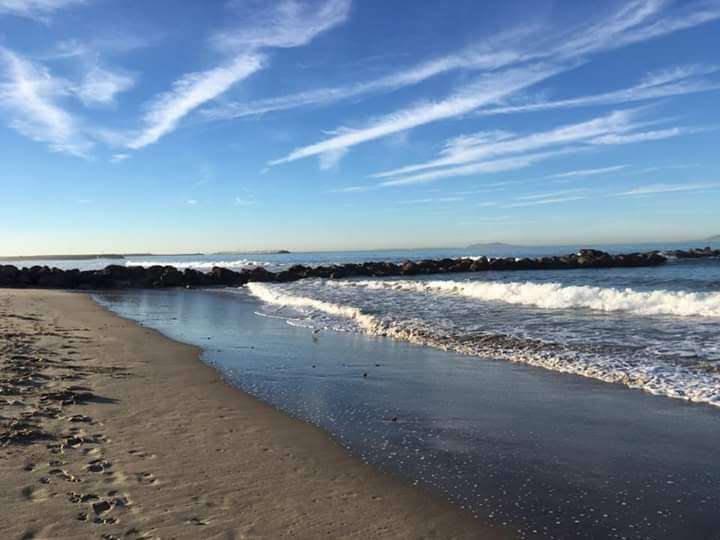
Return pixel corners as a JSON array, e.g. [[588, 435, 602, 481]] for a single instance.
[[548, 164, 629, 179], [269, 63, 567, 166], [590, 126, 714, 145], [479, 65, 720, 117], [541, 0, 720, 60], [636, 163, 699, 174], [211, 0, 351, 51], [372, 107, 711, 187], [268, 0, 720, 168], [373, 110, 639, 180], [378, 149, 576, 187], [127, 0, 351, 150], [0, 47, 92, 156], [517, 188, 589, 200], [502, 195, 589, 208], [614, 182, 719, 197], [110, 153, 129, 163], [127, 54, 264, 149], [202, 29, 536, 121], [0, 0, 87, 21], [234, 197, 257, 206], [318, 147, 347, 170], [73, 64, 135, 106], [397, 196, 465, 205]]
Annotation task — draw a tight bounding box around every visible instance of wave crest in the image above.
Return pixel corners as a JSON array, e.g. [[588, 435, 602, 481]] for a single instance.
[[332, 280, 720, 318], [246, 282, 720, 408]]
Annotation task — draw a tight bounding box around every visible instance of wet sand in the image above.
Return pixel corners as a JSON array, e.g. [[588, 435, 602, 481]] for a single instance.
[[96, 288, 720, 539], [0, 289, 500, 539]]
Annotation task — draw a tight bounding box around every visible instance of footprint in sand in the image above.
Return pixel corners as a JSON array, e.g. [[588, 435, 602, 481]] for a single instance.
[[68, 491, 100, 504], [21, 485, 50, 502], [83, 447, 102, 457], [86, 459, 112, 473], [48, 468, 81, 483], [128, 448, 156, 459], [135, 472, 158, 485]]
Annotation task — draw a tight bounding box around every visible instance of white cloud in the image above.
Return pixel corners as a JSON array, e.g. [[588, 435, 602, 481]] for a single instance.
[[267, 0, 720, 167], [212, 0, 351, 51], [329, 185, 374, 193], [478, 65, 720, 117], [371, 108, 712, 187], [545, 0, 720, 60], [202, 30, 535, 121], [397, 196, 465, 205], [502, 195, 589, 208], [126, 0, 351, 150], [378, 149, 576, 187], [374, 110, 639, 180], [517, 188, 589, 201], [127, 54, 265, 150], [186, 199, 198, 205], [0, 0, 87, 21], [614, 182, 719, 197], [0, 47, 92, 156], [548, 165, 629, 179], [318, 147, 347, 170], [269, 63, 566, 165], [110, 153, 129, 163], [234, 197, 257, 206], [590, 126, 713, 145], [72, 65, 135, 106]]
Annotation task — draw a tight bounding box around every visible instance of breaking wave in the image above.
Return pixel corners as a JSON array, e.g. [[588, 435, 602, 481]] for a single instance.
[[125, 259, 277, 271], [331, 279, 720, 318], [245, 282, 720, 408]]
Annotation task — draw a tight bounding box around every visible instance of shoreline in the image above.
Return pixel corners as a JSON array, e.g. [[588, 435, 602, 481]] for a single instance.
[[96, 287, 720, 538], [0, 289, 499, 539]]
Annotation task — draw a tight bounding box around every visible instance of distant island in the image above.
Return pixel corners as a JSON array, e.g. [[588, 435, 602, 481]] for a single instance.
[[211, 250, 291, 255], [706, 235, 720, 242], [0, 253, 203, 262], [0, 254, 133, 261], [466, 242, 519, 250]]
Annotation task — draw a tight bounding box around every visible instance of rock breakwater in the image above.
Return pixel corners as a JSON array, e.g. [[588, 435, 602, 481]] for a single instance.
[[0, 249, 674, 289]]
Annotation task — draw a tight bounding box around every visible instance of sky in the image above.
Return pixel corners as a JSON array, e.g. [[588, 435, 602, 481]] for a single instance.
[[0, 0, 719, 255]]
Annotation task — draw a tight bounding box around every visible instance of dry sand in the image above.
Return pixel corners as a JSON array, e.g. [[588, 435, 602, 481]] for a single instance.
[[0, 289, 507, 539]]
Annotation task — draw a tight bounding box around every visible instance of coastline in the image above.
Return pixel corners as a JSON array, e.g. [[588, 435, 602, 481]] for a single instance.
[[94, 287, 720, 538], [0, 289, 497, 539]]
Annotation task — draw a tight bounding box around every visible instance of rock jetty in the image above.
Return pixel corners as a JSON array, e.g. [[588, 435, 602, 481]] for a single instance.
[[0, 249, 674, 290], [665, 246, 720, 258]]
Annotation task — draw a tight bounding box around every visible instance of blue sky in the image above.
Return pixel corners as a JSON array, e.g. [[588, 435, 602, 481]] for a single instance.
[[1, 0, 719, 255]]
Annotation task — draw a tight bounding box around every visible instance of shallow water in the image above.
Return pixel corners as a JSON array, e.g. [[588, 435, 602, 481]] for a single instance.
[[95, 288, 720, 540], [246, 258, 720, 407]]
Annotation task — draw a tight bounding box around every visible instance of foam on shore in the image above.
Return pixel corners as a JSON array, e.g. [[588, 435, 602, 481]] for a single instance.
[[246, 282, 720, 408]]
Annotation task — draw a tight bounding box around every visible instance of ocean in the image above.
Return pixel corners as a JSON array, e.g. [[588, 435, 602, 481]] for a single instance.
[[18, 242, 720, 407], [84, 242, 720, 538]]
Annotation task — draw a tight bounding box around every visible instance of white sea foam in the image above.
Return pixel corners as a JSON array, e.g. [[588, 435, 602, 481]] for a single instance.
[[332, 279, 720, 318], [125, 259, 275, 270], [246, 282, 378, 330], [246, 282, 720, 408]]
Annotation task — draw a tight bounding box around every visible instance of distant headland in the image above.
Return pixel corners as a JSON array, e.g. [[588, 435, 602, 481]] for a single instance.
[[0, 250, 290, 261], [465, 242, 519, 250]]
